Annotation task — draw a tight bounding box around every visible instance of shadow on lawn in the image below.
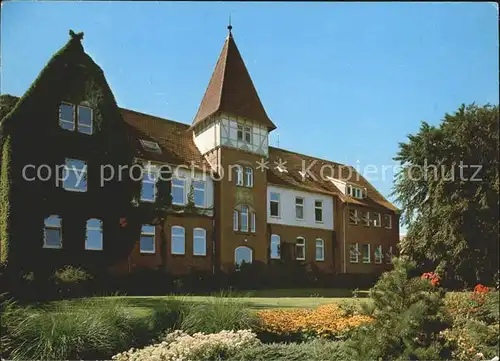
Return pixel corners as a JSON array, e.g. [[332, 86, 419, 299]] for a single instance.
[[243, 288, 368, 298]]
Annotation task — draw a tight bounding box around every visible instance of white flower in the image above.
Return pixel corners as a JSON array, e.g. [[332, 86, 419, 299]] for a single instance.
[[112, 329, 259, 361]]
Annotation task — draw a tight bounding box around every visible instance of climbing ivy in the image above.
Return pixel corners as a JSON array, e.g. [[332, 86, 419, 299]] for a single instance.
[[0, 30, 142, 273], [0, 136, 12, 265]]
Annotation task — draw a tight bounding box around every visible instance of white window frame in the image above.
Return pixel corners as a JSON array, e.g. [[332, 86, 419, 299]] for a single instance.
[[314, 200, 323, 223], [347, 184, 364, 199], [171, 226, 185, 255], [233, 210, 239, 231], [296, 237, 306, 260], [235, 165, 244, 186], [171, 178, 186, 205], [237, 124, 244, 141], [140, 224, 156, 254], [270, 234, 280, 259], [375, 245, 383, 264], [193, 228, 207, 256], [270, 192, 280, 218], [193, 179, 206, 208], [244, 126, 252, 143], [250, 212, 256, 233], [77, 105, 93, 135], [43, 215, 62, 249], [140, 167, 157, 203], [373, 212, 382, 227], [59, 102, 75, 131], [360, 210, 370, 227], [362, 244, 371, 263], [295, 197, 305, 220], [235, 246, 253, 265], [384, 214, 392, 229], [315, 238, 325, 261], [348, 209, 358, 225], [63, 158, 87, 192], [349, 243, 360, 263], [386, 246, 393, 264], [240, 206, 249, 232], [245, 167, 253, 188], [85, 218, 103, 250]]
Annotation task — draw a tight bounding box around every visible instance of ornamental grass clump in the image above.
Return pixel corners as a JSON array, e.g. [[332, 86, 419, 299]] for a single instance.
[[1, 297, 134, 360], [112, 329, 259, 361], [257, 303, 372, 340], [180, 295, 259, 334]]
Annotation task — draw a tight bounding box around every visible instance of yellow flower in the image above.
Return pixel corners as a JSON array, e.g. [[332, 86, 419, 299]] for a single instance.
[[257, 304, 372, 338]]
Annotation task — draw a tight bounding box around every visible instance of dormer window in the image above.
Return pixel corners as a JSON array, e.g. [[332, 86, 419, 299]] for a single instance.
[[347, 185, 366, 199], [139, 139, 161, 154], [58, 103, 93, 135]]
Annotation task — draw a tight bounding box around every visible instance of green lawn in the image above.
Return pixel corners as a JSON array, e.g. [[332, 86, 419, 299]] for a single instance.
[[53, 288, 367, 318]]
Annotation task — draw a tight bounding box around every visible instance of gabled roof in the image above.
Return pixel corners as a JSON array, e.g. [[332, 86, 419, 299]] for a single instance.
[[191, 30, 276, 131]]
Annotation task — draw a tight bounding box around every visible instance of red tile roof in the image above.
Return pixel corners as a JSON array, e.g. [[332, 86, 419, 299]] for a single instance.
[[267, 147, 399, 212], [121, 108, 209, 170], [191, 32, 276, 131]]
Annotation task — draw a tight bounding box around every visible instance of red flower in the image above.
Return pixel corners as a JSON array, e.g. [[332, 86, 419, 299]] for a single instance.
[[119, 217, 127, 227], [421, 272, 440, 287], [474, 284, 489, 293]]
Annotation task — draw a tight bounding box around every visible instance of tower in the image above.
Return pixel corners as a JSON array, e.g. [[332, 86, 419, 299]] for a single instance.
[[191, 25, 276, 270]]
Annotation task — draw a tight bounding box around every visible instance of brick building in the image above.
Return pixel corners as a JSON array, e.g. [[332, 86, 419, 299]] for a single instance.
[[0, 28, 399, 277]]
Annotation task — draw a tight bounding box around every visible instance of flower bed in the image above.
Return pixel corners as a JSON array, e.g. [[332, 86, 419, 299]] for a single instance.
[[443, 285, 499, 360], [112, 330, 259, 361], [257, 304, 372, 340]]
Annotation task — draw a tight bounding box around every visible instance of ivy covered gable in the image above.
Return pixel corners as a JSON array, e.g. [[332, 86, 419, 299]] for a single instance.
[[0, 30, 139, 271]]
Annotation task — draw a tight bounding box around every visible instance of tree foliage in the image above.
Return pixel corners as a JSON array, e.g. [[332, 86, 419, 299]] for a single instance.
[[393, 103, 499, 285]]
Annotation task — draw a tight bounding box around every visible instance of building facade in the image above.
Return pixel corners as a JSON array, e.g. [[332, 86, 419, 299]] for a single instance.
[[0, 28, 399, 277]]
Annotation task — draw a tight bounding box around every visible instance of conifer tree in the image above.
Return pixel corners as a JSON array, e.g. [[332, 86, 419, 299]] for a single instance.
[[344, 257, 452, 360]]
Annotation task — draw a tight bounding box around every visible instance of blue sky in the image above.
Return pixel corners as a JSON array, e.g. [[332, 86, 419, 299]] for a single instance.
[[2, 2, 498, 233]]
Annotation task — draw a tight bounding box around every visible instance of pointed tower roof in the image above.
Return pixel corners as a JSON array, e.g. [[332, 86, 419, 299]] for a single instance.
[[191, 27, 276, 131]]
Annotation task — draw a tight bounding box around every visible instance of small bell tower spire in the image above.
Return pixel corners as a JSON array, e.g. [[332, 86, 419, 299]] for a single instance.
[[227, 15, 232, 35]]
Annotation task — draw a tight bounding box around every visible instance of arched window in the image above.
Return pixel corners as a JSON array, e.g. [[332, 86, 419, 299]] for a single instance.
[[233, 210, 239, 231], [193, 228, 206, 256], [271, 234, 280, 259], [245, 167, 253, 187], [85, 218, 103, 250], [315, 238, 324, 261], [296, 237, 306, 260], [240, 206, 249, 232], [235, 246, 253, 265], [233, 204, 255, 233], [235, 165, 244, 186], [171, 226, 185, 255], [43, 215, 62, 249]]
